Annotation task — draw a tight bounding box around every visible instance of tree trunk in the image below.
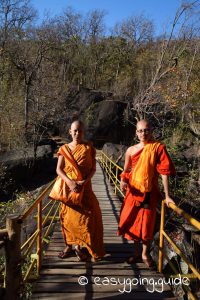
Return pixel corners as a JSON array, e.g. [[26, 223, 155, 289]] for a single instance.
[[24, 83, 29, 135]]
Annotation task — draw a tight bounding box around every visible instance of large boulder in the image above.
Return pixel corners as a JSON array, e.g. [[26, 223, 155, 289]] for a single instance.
[[55, 88, 135, 148], [84, 100, 133, 147], [0, 145, 53, 167], [102, 142, 128, 167], [0, 145, 56, 201], [58, 88, 112, 137]]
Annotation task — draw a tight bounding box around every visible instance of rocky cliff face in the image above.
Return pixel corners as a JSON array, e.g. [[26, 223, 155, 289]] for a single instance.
[[55, 88, 134, 147]]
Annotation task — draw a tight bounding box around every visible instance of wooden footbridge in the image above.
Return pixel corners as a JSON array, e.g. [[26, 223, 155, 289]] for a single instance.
[[0, 151, 200, 300]]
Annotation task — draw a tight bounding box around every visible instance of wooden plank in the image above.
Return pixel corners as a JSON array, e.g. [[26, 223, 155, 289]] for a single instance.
[[39, 269, 162, 276], [41, 261, 149, 269], [32, 281, 171, 293], [46, 246, 135, 253], [31, 291, 177, 300], [32, 277, 172, 295], [37, 274, 171, 283]]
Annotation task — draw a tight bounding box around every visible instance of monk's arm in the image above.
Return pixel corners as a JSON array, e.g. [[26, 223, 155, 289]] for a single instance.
[[161, 174, 175, 207], [124, 148, 132, 172], [120, 148, 131, 191], [56, 155, 78, 192]]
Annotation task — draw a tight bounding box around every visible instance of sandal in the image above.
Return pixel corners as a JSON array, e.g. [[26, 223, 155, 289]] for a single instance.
[[142, 257, 155, 269], [75, 249, 87, 261], [58, 247, 73, 259], [127, 255, 141, 264]]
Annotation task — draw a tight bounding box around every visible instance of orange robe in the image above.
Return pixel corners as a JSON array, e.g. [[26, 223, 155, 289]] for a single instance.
[[117, 143, 175, 241], [57, 142, 105, 259]]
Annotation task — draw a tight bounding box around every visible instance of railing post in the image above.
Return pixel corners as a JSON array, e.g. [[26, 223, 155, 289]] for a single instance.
[[109, 160, 112, 182], [106, 156, 108, 172], [158, 200, 165, 273], [37, 202, 42, 276], [4, 215, 22, 300], [114, 167, 118, 194]]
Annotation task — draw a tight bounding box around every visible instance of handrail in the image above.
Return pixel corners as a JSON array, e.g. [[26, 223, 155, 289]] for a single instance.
[[98, 150, 200, 300], [19, 179, 59, 282], [159, 200, 200, 300], [20, 179, 56, 220], [166, 202, 200, 230], [100, 151, 123, 170], [159, 200, 200, 273], [99, 151, 124, 197], [0, 177, 60, 298]]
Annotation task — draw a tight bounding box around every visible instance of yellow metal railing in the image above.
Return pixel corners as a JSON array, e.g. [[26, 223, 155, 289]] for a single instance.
[[158, 200, 200, 300], [20, 179, 59, 281], [99, 151, 124, 197], [98, 150, 200, 300], [0, 178, 60, 285]]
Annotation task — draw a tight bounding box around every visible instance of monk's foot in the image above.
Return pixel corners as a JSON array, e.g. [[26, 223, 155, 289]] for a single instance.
[[74, 247, 87, 262], [58, 246, 73, 259], [91, 257, 102, 262], [127, 255, 141, 264], [142, 255, 155, 269]]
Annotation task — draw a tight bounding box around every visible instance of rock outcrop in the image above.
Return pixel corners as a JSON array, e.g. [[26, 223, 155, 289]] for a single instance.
[[0, 145, 56, 201], [54, 88, 134, 148], [102, 142, 128, 167]]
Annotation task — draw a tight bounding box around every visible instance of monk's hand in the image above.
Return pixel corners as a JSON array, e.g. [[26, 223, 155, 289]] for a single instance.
[[68, 180, 80, 193], [165, 196, 175, 207], [120, 180, 128, 192], [76, 180, 86, 186], [75, 180, 86, 192]]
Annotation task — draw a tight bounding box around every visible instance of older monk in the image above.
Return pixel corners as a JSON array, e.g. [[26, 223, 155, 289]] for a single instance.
[[117, 119, 175, 268]]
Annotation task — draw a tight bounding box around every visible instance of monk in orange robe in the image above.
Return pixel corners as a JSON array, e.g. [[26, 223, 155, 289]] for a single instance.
[[117, 119, 175, 267], [50, 120, 105, 261]]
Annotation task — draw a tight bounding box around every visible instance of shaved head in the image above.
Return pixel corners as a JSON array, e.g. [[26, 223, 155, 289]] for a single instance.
[[69, 119, 85, 142], [136, 119, 151, 129], [71, 120, 84, 129], [136, 119, 152, 143]]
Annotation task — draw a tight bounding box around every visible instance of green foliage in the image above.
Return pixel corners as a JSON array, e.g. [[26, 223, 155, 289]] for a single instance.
[[0, 3, 199, 151], [0, 166, 14, 199], [0, 253, 34, 299], [0, 191, 37, 227], [0, 0, 199, 208], [163, 124, 199, 205]]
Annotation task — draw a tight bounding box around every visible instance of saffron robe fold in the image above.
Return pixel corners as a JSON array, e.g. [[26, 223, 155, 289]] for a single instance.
[[117, 142, 175, 241], [130, 142, 161, 194], [49, 144, 84, 206], [53, 142, 105, 259]]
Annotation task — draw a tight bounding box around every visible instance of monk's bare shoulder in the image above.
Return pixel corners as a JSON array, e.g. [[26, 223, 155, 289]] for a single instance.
[[126, 143, 143, 156]]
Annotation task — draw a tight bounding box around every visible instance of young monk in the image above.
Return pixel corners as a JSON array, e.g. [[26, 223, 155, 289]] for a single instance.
[[49, 120, 105, 261], [117, 119, 176, 268]]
